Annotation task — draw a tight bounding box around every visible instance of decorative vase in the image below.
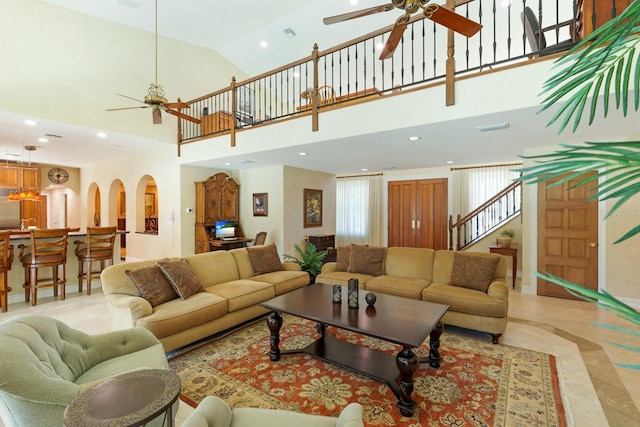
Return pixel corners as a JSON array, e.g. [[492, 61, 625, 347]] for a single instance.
[[347, 278, 359, 309], [332, 285, 342, 303], [497, 237, 512, 247]]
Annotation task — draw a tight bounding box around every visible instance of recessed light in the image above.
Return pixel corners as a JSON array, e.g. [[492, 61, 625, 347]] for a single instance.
[[293, 71, 300, 78], [24, 120, 38, 126], [224, 162, 232, 166], [299, 152, 307, 156], [375, 42, 384, 50], [408, 136, 420, 141], [446, 160, 454, 164], [97, 132, 107, 138], [361, 168, 368, 171], [38, 137, 49, 143], [260, 41, 268, 48], [350, 0, 358, 5]]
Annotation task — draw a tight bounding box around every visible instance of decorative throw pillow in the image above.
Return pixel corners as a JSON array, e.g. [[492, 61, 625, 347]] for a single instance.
[[247, 243, 284, 275], [347, 245, 386, 276], [157, 259, 204, 299], [126, 263, 178, 307], [335, 244, 369, 271], [335, 246, 352, 271], [448, 253, 500, 292]]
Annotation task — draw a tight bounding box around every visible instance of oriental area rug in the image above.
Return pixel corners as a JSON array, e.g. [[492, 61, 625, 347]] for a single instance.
[[168, 315, 568, 427]]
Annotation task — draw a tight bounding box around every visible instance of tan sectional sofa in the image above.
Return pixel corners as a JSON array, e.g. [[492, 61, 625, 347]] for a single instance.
[[317, 247, 508, 343], [101, 246, 310, 352]]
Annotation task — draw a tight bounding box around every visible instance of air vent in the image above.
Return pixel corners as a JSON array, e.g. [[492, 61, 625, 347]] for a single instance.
[[115, 0, 143, 9], [235, 160, 254, 164], [44, 133, 63, 139], [282, 28, 297, 39]]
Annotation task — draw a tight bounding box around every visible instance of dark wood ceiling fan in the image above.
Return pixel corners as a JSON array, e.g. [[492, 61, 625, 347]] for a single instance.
[[106, 0, 200, 125], [323, 0, 482, 60]]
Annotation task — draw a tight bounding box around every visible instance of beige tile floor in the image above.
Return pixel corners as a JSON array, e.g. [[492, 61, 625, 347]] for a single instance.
[[1, 280, 639, 426]]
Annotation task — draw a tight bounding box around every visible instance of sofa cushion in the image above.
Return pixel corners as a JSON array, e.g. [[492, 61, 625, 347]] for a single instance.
[[384, 247, 435, 280], [136, 292, 228, 339], [422, 283, 508, 318], [126, 262, 178, 307], [448, 253, 500, 292], [347, 245, 385, 276], [365, 276, 430, 300], [246, 243, 284, 275], [205, 280, 275, 312], [185, 250, 240, 287], [157, 259, 205, 299], [316, 271, 376, 287], [251, 270, 310, 295]]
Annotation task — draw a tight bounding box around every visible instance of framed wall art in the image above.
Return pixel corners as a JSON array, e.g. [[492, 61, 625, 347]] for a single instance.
[[253, 193, 268, 216], [303, 188, 322, 228]]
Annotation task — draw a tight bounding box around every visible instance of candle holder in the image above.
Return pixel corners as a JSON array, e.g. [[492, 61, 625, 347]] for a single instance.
[[332, 285, 342, 303], [347, 278, 359, 309]]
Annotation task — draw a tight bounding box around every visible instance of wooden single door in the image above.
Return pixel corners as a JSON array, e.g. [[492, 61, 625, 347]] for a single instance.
[[537, 173, 598, 299], [388, 178, 448, 249]]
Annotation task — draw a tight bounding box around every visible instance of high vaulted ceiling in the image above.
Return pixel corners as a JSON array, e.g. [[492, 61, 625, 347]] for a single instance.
[[1, 1, 638, 174]]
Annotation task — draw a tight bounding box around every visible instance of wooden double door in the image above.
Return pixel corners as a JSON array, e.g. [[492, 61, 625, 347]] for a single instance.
[[388, 178, 448, 249]]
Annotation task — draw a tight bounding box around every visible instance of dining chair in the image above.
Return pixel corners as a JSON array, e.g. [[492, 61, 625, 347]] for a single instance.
[[74, 226, 117, 295], [253, 231, 267, 246], [18, 228, 70, 306], [0, 231, 14, 312], [522, 6, 578, 57]]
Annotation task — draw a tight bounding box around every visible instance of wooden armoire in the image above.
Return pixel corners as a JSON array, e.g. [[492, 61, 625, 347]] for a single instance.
[[387, 178, 448, 249], [194, 172, 240, 253]]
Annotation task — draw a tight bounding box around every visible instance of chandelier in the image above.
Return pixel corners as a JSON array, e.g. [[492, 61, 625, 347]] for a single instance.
[[7, 189, 41, 201]]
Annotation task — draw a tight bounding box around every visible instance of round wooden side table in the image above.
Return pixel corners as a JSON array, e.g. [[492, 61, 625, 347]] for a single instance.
[[64, 369, 181, 427]]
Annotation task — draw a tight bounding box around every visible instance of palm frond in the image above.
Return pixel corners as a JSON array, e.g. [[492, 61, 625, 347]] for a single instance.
[[536, 272, 640, 326], [539, 1, 640, 133], [516, 141, 640, 241]]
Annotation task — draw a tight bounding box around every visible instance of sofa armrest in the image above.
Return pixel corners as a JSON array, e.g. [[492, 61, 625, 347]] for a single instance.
[[104, 294, 153, 330], [321, 262, 337, 274], [182, 395, 233, 427], [281, 262, 302, 271], [487, 280, 509, 300], [337, 402, 365, 427]]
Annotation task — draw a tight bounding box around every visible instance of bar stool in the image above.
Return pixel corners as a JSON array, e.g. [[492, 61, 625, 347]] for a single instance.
[[18, 228, 70, 306], [0, 231, 14, 312], [74, 226, 117, 295]]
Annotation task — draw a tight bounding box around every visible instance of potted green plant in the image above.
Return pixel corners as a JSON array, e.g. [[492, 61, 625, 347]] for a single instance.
[[497, 229, 515, 247], [284, 243, 327, 284]]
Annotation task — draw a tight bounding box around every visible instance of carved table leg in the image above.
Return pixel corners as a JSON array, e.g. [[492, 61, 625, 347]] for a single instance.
[[266, 311, 283, 361], [395, 346, 418, 417], [315, 322, 326, 338], [428, 321, 444, 368]]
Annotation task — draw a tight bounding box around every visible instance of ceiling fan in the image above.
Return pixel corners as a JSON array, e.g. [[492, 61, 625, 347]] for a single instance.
[[106, 0, 200, 125], [323, 0, 482, 60]]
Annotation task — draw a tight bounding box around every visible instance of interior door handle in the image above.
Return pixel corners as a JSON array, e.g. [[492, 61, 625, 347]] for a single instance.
[[585, 242, 597, 247], [411, 220, 415, 229], [416, 220, 420, 229]]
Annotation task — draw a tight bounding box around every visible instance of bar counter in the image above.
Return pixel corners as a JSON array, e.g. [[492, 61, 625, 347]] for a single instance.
[[5, 229, 124, 306]]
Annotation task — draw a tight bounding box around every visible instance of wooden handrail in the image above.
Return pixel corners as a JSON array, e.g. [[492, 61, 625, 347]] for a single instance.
[[449, 180, 522, 250]]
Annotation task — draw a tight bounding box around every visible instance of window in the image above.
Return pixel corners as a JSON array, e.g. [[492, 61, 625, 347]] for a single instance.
[[336, 174, 383, 246]]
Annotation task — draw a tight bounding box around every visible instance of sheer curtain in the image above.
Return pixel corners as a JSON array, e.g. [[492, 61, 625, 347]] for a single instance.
[[336, 174, 384, 246]]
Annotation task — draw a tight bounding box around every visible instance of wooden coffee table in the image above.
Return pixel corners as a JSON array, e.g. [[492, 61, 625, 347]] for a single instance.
[[63, 369, 181, 427], [260, 283, 448, 416]]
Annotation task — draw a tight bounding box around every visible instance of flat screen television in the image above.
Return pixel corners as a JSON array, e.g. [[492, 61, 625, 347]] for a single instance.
[[215, 220, 236, 239]]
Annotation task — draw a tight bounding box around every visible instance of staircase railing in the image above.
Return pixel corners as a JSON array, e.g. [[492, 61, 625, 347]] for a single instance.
[[449, 181, 522, 250]]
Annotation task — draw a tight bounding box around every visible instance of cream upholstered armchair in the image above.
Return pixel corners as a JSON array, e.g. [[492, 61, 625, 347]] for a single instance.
[[182, 396, 365, 427], [0, 315, 173, 427]]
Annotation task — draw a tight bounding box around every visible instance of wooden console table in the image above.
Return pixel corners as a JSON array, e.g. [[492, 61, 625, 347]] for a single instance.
[[488, 243, 517, 289], [209, 237, 253, 251], [201, 111, 234, 134]]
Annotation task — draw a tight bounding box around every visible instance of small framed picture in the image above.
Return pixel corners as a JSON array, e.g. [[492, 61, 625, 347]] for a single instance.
[[303, 189, 322, 228], [253, 193, 268, 216]]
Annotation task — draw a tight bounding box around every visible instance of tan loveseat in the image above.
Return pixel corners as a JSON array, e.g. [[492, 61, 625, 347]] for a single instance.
[[317, 247, 508, 343], [101, 246, 310, 352]]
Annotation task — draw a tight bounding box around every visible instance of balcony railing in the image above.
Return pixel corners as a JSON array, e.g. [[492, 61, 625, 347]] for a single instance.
[[177, 0, 621, 148]]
